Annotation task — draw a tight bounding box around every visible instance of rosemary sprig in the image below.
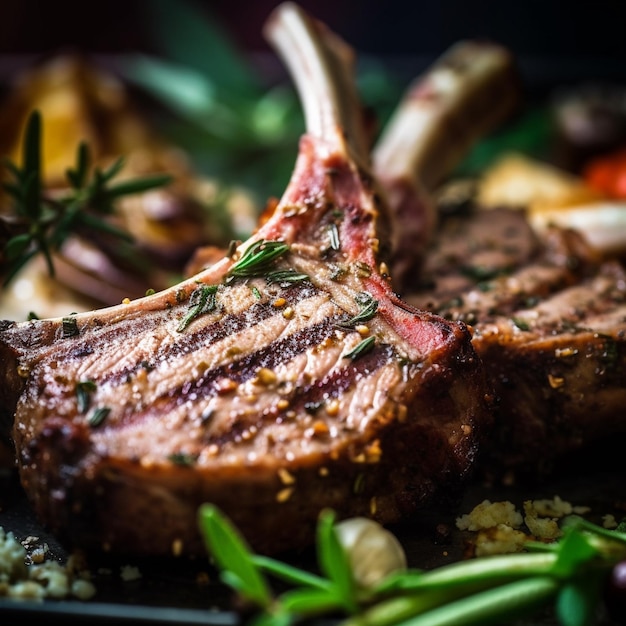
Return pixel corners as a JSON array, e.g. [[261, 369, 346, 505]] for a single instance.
[[1, 110, 172, 287], [343, 336, 377, 360], [228, 239, 290, 278], [177, 284, 219, 332], [198, 505, 626, 626]]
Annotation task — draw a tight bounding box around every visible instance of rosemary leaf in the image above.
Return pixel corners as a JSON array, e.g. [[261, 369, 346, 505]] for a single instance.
[[4, 233, 32, 261], [338, 292, 378, 329], [228, 239, 290, 278], [177, 284, 219, 332], [76, 379, 97, 414], [88, 406, 110, 428], [328, 223, 340, 250], [62, 316, 79, 338], [343, 336, 376, 360], [100, 173, 173, 200], [0, 110, 171, 287], [168, 452, 198, 466], [266, 268, 310, 287], [198, 504, 272, 608], [66, 142, 89, 189]]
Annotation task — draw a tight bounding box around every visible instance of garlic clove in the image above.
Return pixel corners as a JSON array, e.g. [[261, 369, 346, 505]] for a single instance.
[[334, 517, 407, 589]]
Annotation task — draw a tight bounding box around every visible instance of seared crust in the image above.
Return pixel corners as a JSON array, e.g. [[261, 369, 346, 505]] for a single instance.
[[407, 207, 626, 475]]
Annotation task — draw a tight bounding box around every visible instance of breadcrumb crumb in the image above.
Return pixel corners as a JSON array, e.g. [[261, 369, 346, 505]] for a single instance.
[[0, 527, 96, 601]]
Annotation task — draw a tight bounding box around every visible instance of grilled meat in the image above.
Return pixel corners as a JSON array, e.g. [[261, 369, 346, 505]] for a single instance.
[[370, 39, 626, 478], [405, 206, 626, 476], [0, 3, 491, 557]]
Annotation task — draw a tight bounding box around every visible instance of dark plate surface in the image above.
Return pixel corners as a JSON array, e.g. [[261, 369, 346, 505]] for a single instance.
[[1, 438, 625, 625]]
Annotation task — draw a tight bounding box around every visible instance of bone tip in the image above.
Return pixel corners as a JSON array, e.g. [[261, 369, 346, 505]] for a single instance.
[[262, 2, 305, 39]]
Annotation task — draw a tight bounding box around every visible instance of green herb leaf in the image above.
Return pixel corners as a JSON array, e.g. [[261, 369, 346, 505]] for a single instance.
[[338, 292, 378, 329], [177, 284, 219, 332], [66, 142, 89, 189], [168, 452, 198, 466], [328, 223, 340, 250], [4, 233, 32, 261], [198, 504, 272, 608], [390, 576, 559, 626], [62, 316, 79, 338], [87, 406, 110, 427], [265, 269, 310, 287], [76, 380, 97, 414], [228, 239, 290, 278], [343, 336, 376, 360], [252, 555, 330, 591], [556, 579, 602, 626], [316, 509, 358, 613], [280, 586, 343, 614]]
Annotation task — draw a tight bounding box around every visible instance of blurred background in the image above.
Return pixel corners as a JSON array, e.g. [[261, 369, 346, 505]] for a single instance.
[[1, 0, 626, 319], [2, 0, 626, 63]]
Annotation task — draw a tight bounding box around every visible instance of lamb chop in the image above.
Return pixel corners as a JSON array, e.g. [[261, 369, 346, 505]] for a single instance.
[[406, 212, 626, 476], [366, 31, 626, 478], [375, 92, 626, 476], [0, 2, 491, 557]]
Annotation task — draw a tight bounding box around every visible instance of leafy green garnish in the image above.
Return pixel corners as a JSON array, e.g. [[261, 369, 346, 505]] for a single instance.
[[198, 504, 272, 608], [198, 506, 626, 626], [87, 406, 110, 428], [1, 110, 171, 287]]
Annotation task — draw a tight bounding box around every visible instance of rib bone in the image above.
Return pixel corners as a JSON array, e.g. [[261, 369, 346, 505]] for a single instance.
[[373, 41, 520, 290]]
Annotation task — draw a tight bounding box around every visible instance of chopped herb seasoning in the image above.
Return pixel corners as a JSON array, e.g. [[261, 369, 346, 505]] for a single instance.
[[344, 335, 376, 360], [265, 269, 310, 287], [251, 285, 262, 299], [145, 288, 155, 296], [511, 317, 530, 331], [329, 264, 347, 281], [168, 452, 198, 466], [228, 239, 290, 278], [62, 316, 79, 337], [27, 311, 40, 320], [76, 380, 97, 414], [88, 406, 110, 427], [177, 284, 219, 332], [337, 292, 378, 329]]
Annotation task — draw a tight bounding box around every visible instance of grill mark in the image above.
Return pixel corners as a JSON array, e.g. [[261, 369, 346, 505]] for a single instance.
[[205, 343, 400, 449], [118, 314, 346, 425], [71, 282, 320, 387], [290, 342, 397, 406]]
